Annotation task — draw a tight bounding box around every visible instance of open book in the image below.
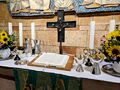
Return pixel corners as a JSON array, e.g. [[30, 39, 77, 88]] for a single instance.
[[33, 53, 69, 68]]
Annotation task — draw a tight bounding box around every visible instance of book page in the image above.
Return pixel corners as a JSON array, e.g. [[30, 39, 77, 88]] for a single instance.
[[34, 53, 69, 68]]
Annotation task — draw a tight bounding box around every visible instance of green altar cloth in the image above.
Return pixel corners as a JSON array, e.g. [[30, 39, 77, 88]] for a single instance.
[[13, 68, 82, 90]]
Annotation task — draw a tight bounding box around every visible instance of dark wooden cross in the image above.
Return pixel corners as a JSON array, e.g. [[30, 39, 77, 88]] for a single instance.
[[47, 10, 76, 54]]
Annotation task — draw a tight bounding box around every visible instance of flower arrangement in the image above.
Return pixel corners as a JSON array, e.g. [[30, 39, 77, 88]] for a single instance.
[[83, 48, 105, 62], [100, 29, 120, 63], [0, 30, 15, 50], [89, 49, 105, 61]]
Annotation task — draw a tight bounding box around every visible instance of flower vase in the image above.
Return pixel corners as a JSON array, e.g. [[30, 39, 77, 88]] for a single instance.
[[113, 62, 120, 74], [0, 48, 11, 59]]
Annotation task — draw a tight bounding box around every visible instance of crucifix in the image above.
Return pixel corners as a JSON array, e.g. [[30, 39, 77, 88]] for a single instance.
[[47, 10, 76, 54]]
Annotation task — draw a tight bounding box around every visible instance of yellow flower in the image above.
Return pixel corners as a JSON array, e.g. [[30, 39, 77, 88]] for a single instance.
[[100, 29, 120, 62], [118, 54, 120, 57], [0, 31, 10, 44], [106, 30, 120, 39], [2, 37, 9, 43], [106, 46, 120, 57], [1, 31, 8, 37], [0, 30, 15, 49], [104, 42, 109, 47], [0, 33, 1, 39]]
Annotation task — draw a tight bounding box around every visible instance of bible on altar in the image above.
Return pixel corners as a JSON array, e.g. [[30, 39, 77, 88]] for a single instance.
[[33, 53, 69, 68]]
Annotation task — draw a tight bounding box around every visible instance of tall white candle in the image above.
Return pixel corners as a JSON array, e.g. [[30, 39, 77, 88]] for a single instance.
[[109, 19, 116, 32], [19, 23, 23, 46], [31, 22, 36, 47], [8, 22, 12, 35], [89, 20, 95, 49]]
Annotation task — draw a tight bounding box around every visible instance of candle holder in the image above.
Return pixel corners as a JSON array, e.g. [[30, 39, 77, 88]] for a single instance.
[[17, 46, 25, 51], [89, 49, 105, 63], [32, 39, 41, 55], [34, 40, 41, 54], [92, 62, 101, 75], [14, 54, 21, 61], [82, 48, 91, 64], [85, 58, 93, 66], [76, 64, 84, 72], [16, 46, 24, 56], [88, 49, 105, 75], [24, 38, 31, 55]]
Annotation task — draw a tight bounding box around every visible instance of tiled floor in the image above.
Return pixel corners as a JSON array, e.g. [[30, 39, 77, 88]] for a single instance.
[[0, 78, 15, 90]]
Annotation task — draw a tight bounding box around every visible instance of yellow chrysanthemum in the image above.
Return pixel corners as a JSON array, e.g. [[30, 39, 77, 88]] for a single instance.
[[106, 46, 120, 57], [106, 30, 120, 39]]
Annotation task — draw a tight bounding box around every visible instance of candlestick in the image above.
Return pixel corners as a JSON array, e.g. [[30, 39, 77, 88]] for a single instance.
[[8, 22, 12, 35], [19, 23, 23, 47], [89, 20, 95, 49], [109, 19, 116, 32], [31, 22, 36, 47]]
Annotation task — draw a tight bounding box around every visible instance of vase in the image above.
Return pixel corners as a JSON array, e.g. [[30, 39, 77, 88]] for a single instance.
[[0, 48, 11, 59], [113, 62, 120, 74]]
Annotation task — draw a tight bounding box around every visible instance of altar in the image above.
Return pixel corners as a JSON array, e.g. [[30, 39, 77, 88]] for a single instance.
[[0, 1, 120, 90], [0, 55, 120, 90]]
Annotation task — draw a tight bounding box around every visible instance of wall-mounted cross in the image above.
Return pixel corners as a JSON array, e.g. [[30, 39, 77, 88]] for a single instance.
[[47, 10, 76, 54]]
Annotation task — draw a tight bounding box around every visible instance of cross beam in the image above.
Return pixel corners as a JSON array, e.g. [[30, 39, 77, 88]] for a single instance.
[[47, 10, 76, 54]]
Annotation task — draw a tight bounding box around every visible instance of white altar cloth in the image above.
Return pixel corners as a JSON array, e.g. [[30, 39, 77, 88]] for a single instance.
[[0, 55, 120, 84]]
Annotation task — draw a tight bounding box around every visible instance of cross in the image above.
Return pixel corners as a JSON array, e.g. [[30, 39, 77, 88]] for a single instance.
[[47, 10, 76, 54]]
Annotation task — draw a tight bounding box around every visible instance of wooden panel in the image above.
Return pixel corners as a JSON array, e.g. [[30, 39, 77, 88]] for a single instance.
[[63, 46, 77, 55], [0, 68, 13, 77], [82, 79, 120, 90]]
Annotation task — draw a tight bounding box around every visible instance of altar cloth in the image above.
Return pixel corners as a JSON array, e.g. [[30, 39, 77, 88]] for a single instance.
[[13, 68, 82, 90], [0, 55, 120, 84]]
